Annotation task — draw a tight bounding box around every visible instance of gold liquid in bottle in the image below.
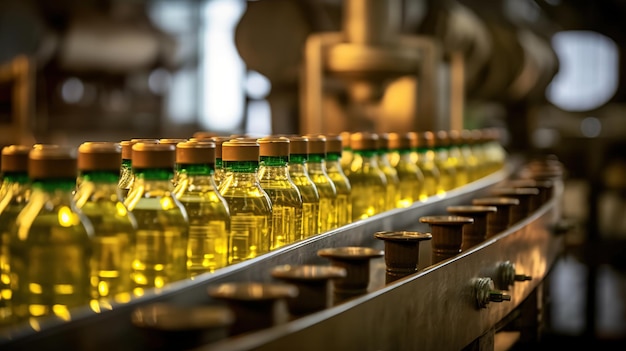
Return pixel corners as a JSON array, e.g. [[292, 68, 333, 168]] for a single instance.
[[447, 130, 469, 187], [415, 131, 441, 199], [118, 139, 158, 201], [470, 129, 489, 178], [159, 138, 188, 187], [460, 129, 481, 182], [218, 139, 272, 264], [174, 141, 230, 276], [123, 143, 189, 296], [0, 145, 31, 324], [303, 135, 337, 232], [340, 131, 353, 176], [376, 133, 400, 211], [74, 142, 137, 304], [388, 132, 423, 208], [258, 137, 303, 249], [323, 134, 352, 226], [347, 132, 387, 220], [11, 145, 94, 321], [433, 130, 457, 192], [483, 127, 507, 173], [209, 136, 230, 188], [287, 136, 320, 238]]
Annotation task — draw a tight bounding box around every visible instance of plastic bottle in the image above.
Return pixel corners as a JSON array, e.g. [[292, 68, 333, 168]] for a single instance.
[[11, 145, 94, 321], [257, 137, 303, 249], [74, 142, 137, 303], [376, 133, 400, 211], [174, 140, 230, 276], [323, 134, 352, 227], [433, 130, 458, 192], [460, 129, 481, 182], [339, 131, 353, 175], [447, 130, 469, 187], [0, 145, 31, 324], [218, 139, 272, 263], [303, 135, 338, 232], [387, 132, 424, 208], [286, 136, 320, 238], [123, 143, 188, 296], [347, 132, 387, 220], [414, 131, 441, 199], [118, 139, 159, 201], [209, 136, 230, 188]]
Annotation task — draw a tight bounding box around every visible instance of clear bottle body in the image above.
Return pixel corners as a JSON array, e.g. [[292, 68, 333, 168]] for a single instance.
[[348, 150, 387, 220], [118, 159, 133, 201], [393, 150, 423, 208], [10, 180, 93, 321], [415, 148, 441, 199], [288, 155, 320, 238], [258, 157, 303, 249], [0, 173, 30, 324], [377, 151, 400, 211], [434, 147, 457, 192], [175, 164, 230, 276], [123, 169, 189, 295], [447, 145, 469, 187], [460, 143, 480, 182], [307, 155, 337, 232], [219, 161, 272, 264], [74, 172, 137, 303], [325, 153, 352, 227]]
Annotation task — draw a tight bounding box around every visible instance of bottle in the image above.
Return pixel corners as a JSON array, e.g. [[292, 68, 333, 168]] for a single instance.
[[433, 130, 457, 192], [323, 134, 352, 227], [118, 139, 159, 201], [387, 132, 424, 208], [0, 145, 31, 324], [218, 139, 272, 264], [11, 145, 94, 321], [376, 133, 400, 211], [74, 142, 137, 303], [159, 139, 187, 187], [470, 129, 489, 178], [303, 135, 338, 232], [460, 129, 481, 182], [257, 137, 302, 249], [447, 130, 469, 187], [123, 143, 188, 295], [287, 136, 320, 238], [209, 136, 230, 188], [339, 131, 353, 175], [174, 140, 230, 276], [414, 131, 441, 199], [483, 128, 507, 173], [347, 132, 387, 220]]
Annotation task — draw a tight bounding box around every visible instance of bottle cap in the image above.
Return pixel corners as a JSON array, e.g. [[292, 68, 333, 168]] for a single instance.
[[1, 145, 31, 173], [434, 130, 450, 147], [415, 131, 436, 148], [192, 131, 220, 140], [287, 136, 308, 155], [340, 131, 351, 149], [176, 140, 216, 165], [258, 137, 289, 157], [323, 134, 343, 154], [303, 135, 326, 155], [448, 130, 462, 146], [209, 136, 230, 160], [222, 139, 259, 162], [77, 142, 122, 171], [387, 132, 416, 150], [29, 144, 77, 179], [349, 132, 378, 151], [121, 139, 158, 160], [376, 133, 391, 151], [159, 138, 188, 146], [132, 143, 175, 169]]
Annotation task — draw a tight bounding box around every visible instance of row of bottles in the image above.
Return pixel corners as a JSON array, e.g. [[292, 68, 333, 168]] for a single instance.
[[0, 127, 506, 326]]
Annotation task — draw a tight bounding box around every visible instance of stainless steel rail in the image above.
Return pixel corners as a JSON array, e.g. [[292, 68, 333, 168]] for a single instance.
[[0, 165, 562, 351]]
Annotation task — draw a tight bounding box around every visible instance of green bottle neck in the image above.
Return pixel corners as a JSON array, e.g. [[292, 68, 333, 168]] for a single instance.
[[290, 154, 308, 164], [260, 155, 288, 167], [353, 149, 378, 158], [32, 178, 77, 192], [222, 160, 259, 173], [79, 170, 120, 184], [176, 163, 214, 176], [2, 172, 29, 184], [215, 158, 223, 169], [326, 152, 341, 162], [308, 153, 325, 163], [133, 168, 174, 181]]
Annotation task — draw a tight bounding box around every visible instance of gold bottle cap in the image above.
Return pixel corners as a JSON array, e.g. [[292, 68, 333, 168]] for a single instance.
[[323, 134, 343, 154], [122, 139, 158, 159], [1, 145, 31, 173], [176, 140, 215, 165], [448, 130, 462, 146], [29, 144, 77, 179], [340, 131, 351, 149], [132, 143, 175, 169], [349, 132, 378, 151], [304, 135, 326, 155], [471, 129, 484, 144], [376, 133, 391, 151], [208, 136, 231, 159], [258, 136, 290, 157], [415, 131, 436, 148], [387, 132, 416, 150], [159, 138, 188, 146], [460, 129, 474, 145], [434, 130, 450, 147], [77, 142, 122, 171], [222, 139, 259, 162], [192, 131, 220, 140], [287, 136, 308, 155]]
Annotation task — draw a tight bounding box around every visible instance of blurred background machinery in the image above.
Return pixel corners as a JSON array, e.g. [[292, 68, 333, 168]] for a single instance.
[[1, 0, 626, 347]]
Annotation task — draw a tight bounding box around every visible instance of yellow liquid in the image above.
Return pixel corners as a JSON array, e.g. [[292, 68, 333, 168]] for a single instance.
[[326, 160, 352, 227], [379, 155, 400, 211], [0, 205, 24, 323], [308, 165, 337, 232], [179, 197, 229, 275], [348, 154, 387, 221], [434, 149, 457, 192], [416, 150, 441, 199], [395, 155, 424, 208], [448, 146, 469, 187], [128, 200, 188, 290], [289, 164, 320, 238], [461, 145, 480, 182], [11, 200, 92, 321], [301, 202, 319, 238]]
